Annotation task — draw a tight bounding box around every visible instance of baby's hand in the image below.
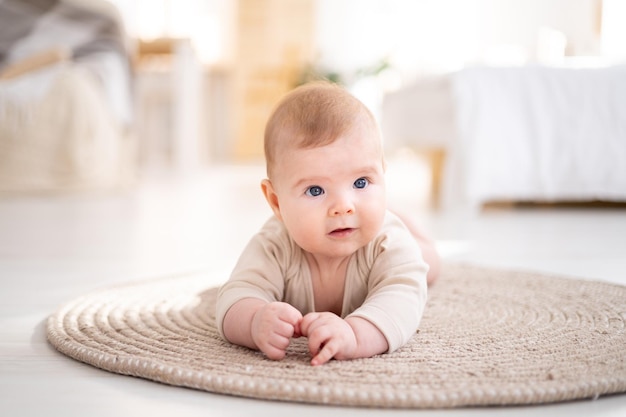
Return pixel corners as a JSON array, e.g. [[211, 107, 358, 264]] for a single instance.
[[251, 302, 303, 360], [300, 312, 357, 366]]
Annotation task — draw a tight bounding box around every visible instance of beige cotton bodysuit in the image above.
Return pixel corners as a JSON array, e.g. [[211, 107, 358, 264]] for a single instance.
[[216, 211, 429, 352]]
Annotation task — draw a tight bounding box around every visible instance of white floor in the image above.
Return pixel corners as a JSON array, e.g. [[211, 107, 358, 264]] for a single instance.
[[1, 162, 625, 417]]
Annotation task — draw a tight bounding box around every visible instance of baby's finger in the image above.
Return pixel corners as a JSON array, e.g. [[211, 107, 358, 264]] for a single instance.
[[306, 324, 330, 357], [261, 335, 291, 360], [262, 344, 287, 361], [292, 320, 302, 338], [311, 341, 336, 366], [276, 304, 304, 337], [299, 312, 321, 336], [273, 319, 299, 339], [276, 303, 304, 326]]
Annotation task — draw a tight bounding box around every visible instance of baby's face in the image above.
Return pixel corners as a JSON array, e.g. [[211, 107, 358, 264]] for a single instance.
[[268, 124, 386, 260]]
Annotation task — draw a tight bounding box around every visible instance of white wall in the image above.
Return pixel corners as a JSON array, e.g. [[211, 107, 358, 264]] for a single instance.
[[314, 0, 601, 81]]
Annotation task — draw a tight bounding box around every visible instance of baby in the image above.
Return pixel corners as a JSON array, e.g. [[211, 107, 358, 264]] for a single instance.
[[216, 82, 439, 366]]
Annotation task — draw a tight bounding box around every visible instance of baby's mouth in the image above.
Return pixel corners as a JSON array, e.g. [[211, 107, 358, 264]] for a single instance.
[[329, 227, 355, 238]]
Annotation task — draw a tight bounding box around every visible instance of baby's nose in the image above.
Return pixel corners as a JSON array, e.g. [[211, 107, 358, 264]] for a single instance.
[[329, 195, 355, 216]]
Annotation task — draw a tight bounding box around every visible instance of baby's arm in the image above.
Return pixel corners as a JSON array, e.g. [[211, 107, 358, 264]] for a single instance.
[[300, 312, 388, 366], [222, 298, 303, 360]]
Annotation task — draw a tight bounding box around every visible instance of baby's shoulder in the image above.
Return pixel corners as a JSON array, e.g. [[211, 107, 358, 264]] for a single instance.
[[356, 211, 421, 262], [251, 216, 304, 263], [375, 211, 416, 245]]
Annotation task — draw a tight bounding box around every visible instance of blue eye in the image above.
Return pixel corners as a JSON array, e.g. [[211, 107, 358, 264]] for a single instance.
[[354, 177, 369, 189], [305, 186, 324, 197]]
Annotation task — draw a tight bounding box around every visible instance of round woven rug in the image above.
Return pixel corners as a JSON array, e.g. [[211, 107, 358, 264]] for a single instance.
[[47, 264, 626, 408]]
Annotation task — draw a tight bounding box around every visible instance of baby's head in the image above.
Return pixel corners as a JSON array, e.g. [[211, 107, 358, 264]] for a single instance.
[[261, 82, 387, 259], [264, 81, 383, 180]]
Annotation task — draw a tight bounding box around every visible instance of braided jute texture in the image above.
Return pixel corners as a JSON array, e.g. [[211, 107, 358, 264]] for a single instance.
[[47, 264, 626, 408]]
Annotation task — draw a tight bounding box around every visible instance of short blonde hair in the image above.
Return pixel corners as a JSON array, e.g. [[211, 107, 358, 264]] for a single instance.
[[264, 81, 380, 179]]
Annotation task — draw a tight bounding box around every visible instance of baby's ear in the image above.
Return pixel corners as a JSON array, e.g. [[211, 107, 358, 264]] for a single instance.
[[260, 179, 282, 221]]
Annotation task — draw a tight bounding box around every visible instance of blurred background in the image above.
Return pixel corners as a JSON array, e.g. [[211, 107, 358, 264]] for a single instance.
[[116, 0, 624, 166], [1, 0, 625, 207]]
